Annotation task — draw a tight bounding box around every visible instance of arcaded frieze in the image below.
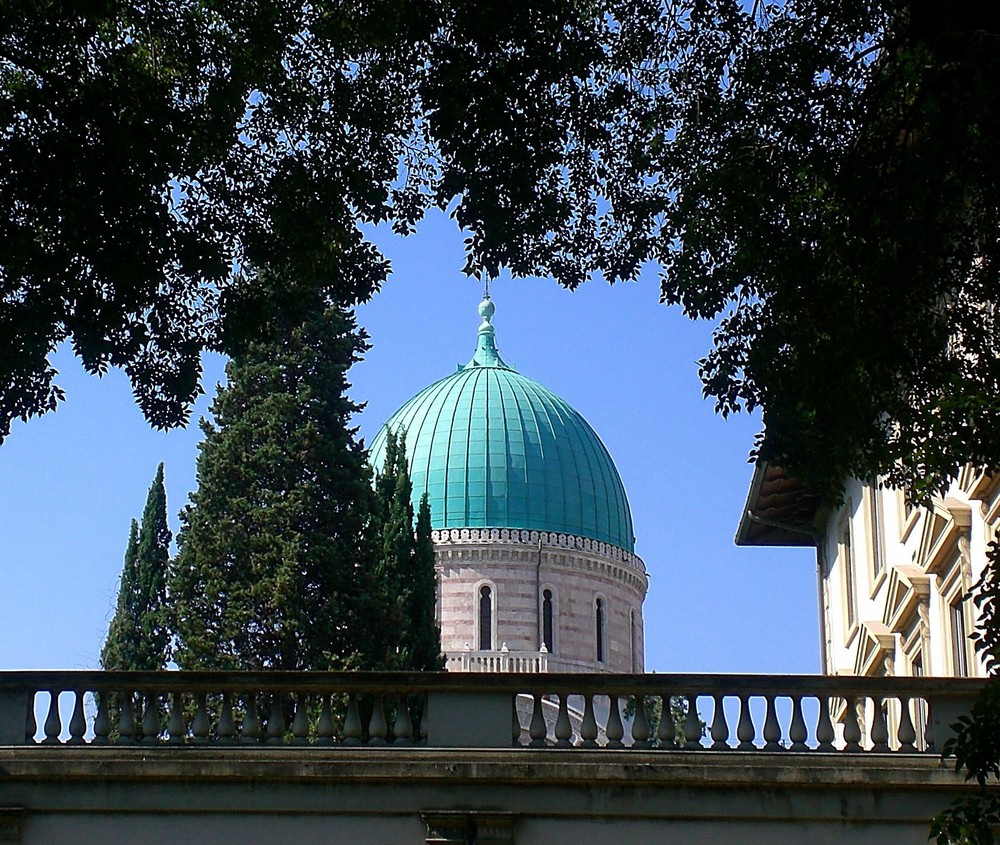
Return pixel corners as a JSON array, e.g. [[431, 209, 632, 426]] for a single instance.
[[430, 527, 647, 588]]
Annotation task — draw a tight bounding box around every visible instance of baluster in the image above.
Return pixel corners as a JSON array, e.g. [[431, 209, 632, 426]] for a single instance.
[[925, 698, 938, 752], [42, 690, 68, 745], [419, 694, 429, 745], [528, 693, 548, 748], [788, 695, 808, 751], [243, 694, 261, 743], [342, 694, 362, 746], [369, 695, 388, 745], [67, 690, 87, 745], [580, 694, 599, 748], [815, 696, 835, 752], [606, 694, 624, 749], [736, 695, 755, 751], [317, 695, 335, 746], [192, 693, 210, 743], [118, 694, 136, 744], [896, 696, 917, 753], [291, 693, 310, 745], [93, 693, 111, 745], [218, 692, 236, 744], [141, 692, 160, 744], [555, 695, 573, 748], [710, 694, 729, 750], [43, 691, 62, 745], [870, 697, 889, 752], [266, 694, 285, 744], [656, 693, 676, 749], [167, 692, 186, 744], [843, 696, 862, 752], [25, 692, 38, 744], [631, 695, 651, 749], [393, 694, 413, 744], [763, 695, 782, 751], [683, 695, 701, 749], [512, 697, 522, 746]]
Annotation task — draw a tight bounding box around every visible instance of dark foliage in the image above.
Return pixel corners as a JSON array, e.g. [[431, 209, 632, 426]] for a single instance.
[[638, 1, 1000, 501], [0, 0, 662, 439]]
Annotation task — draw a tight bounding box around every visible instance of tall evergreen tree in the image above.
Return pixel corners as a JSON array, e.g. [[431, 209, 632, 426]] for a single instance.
[[410, 493, 444, 671], [370, 430, 414, 669], [169, 306, 376, 671], [371, 432, 442, 670], [101, 464, 171, 670]]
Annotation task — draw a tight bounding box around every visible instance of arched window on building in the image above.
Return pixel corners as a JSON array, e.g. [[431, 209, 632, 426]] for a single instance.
[[479, 585, 493, 651], [596, 597, 606, 664], [542, 589, 554, 653]]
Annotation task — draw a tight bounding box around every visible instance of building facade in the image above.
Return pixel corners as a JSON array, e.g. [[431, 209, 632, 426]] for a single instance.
[[369, 297, 647, 672], [737, 463, 1000, 679]]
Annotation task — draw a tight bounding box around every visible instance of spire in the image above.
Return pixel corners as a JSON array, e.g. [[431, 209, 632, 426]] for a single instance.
[[466, 292, 511, 369]]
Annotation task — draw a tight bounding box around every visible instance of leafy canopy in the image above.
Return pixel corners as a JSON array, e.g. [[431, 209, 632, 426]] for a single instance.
[[0, 0, 661, 439], [5, 0, 998, 501], [643, 1, 1000, 498]]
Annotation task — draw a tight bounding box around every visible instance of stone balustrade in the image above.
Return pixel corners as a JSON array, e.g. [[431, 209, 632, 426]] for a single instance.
[[446, 650, 551, 673], [0, 671, 983, 753], [445, 650, 614, 674]]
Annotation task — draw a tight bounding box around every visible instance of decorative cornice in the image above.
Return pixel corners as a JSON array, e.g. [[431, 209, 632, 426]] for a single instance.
[[431, 528, 648, 596], [431, 528, 643, 568]]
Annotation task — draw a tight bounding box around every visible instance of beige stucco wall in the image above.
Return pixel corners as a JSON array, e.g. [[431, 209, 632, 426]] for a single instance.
[[433, 528, 648, 673], [819, 473, 997, 679]]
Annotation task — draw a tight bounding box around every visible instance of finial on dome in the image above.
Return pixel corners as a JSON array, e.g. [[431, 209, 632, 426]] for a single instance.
[[479, 295, 495, 323], [466, 289, 510, 370]]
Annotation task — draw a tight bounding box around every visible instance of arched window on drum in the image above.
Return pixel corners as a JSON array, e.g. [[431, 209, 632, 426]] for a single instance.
[[478, 584, 494, 651], [542, 588, 555, 654], [595, 596, 606, 664]]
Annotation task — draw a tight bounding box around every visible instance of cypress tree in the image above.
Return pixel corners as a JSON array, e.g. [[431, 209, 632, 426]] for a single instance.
[[169, 305, 376, 670], [371, 432, 442, 670], [410, 493, 444, 670], [370, 430, 413, 669], [101, 465, 171, 670]]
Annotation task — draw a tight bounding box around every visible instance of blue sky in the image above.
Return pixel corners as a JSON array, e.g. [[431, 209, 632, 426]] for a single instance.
[[0, 211, 817, 673]]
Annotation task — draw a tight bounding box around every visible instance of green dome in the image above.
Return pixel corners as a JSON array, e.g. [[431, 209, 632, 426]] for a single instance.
[[369, 297, 635, 552]]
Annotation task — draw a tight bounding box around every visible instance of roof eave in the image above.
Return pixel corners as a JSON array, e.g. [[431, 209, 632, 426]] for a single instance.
[[735, 461, 822, 548]]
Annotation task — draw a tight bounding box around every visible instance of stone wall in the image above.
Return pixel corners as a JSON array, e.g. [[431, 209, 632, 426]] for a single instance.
[[432, 528, 648, 672], [0, 747, 975, 845]]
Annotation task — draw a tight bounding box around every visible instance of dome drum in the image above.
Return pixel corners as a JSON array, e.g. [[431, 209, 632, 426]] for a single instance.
[[434, 530, 646, 674]]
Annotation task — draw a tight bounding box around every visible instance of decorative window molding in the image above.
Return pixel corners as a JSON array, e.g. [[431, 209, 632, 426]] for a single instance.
[[838, 511, 857, 638], [866, 480, 886, 590]]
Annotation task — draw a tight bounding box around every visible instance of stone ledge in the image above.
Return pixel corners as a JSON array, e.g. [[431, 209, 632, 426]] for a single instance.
[[0, 749, 984, 833], [0, 747, 965, 789]]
